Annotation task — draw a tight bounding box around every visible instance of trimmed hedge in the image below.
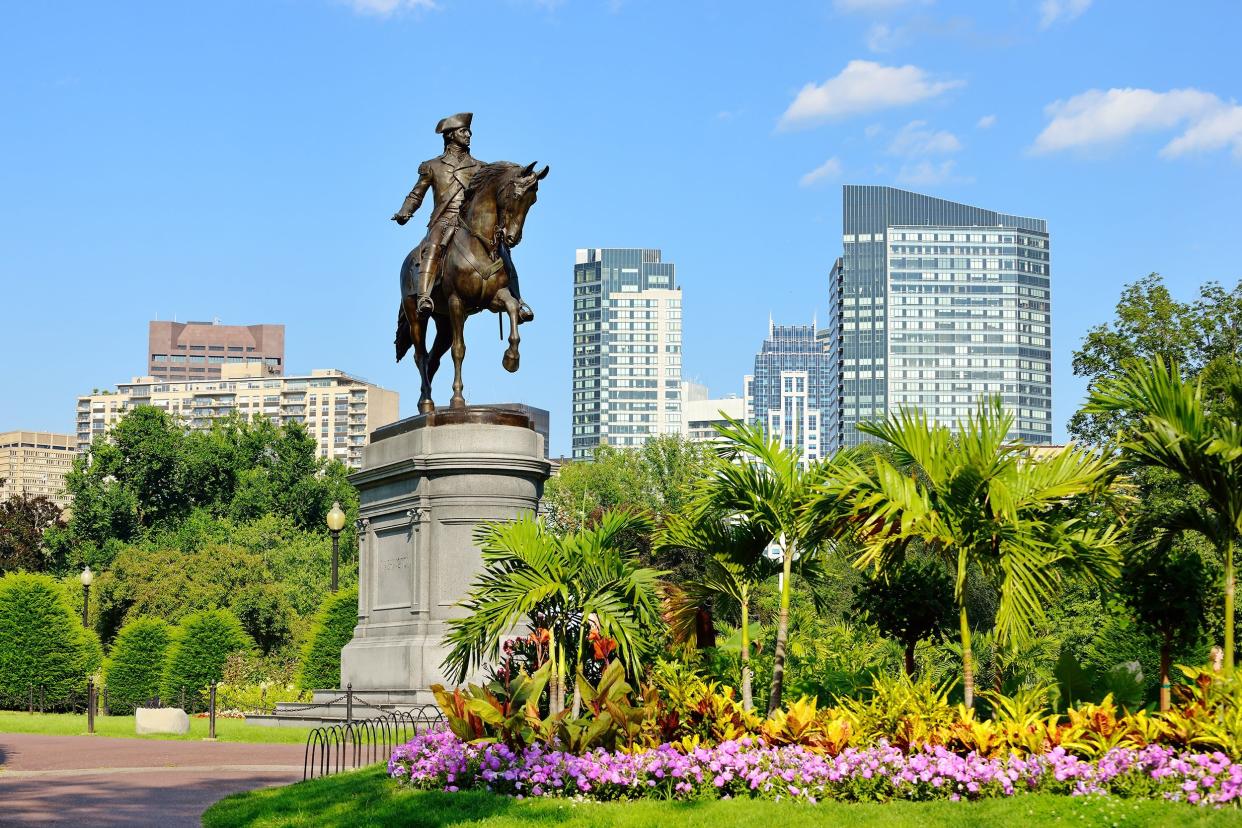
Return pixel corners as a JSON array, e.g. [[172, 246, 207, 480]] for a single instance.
[[161, 609, 254, 711], [298, 587, 358, 692], [0, 572, 99, 707], [105, 617, 175, 713]]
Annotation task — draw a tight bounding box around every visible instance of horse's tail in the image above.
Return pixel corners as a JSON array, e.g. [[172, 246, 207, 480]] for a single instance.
[[396, 248, 420, 363], [395, 303, 412, 363]]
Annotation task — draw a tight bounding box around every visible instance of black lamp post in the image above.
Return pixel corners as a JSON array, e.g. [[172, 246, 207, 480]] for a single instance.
[[326, 501, 346, 593], [80, 565, 93, 627]]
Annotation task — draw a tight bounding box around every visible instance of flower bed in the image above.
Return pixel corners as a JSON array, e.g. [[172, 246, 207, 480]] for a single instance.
[[389, 729, 1242, 807]]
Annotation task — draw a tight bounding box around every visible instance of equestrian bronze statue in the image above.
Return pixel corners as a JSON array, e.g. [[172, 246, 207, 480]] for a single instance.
[[393, 112, 548, 412]]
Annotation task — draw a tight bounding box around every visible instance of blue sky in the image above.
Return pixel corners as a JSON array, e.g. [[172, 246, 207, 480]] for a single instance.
[[3, 0, 1240, 456]]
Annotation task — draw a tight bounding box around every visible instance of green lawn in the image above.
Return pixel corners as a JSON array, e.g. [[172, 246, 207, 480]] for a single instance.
[[0, 711, 311, 743], [203, 765, 1242, 828]]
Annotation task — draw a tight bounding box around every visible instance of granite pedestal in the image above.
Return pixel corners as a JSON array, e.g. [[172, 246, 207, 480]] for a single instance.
[[339, 407, 549, 703]]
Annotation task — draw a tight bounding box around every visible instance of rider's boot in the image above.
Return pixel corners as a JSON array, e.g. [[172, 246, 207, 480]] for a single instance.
[[416, 246, 440, 320], [517, 301, 534, 323]]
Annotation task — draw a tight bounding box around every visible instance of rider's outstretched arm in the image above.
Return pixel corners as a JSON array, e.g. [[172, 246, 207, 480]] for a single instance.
[[393, 161, 433, 223]]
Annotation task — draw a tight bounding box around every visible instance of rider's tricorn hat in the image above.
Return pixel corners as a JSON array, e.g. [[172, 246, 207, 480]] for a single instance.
[[435, 112, 473, 134]]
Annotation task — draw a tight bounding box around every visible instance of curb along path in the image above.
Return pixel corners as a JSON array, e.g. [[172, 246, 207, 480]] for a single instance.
[[0, 733, 306, 827]]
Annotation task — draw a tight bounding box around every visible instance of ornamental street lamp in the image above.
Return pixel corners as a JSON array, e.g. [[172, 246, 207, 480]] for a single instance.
[[80, 565, 94, 628], [326, 501, 346, 593]]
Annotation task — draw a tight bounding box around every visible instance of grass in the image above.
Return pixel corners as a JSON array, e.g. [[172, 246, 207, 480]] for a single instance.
[[0, 711, 311, 743], [203, 765, 1242, 828]]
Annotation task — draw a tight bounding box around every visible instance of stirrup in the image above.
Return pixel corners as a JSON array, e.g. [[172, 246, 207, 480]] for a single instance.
[[517, 302, 534, 323], [416, 293, 434, 319]]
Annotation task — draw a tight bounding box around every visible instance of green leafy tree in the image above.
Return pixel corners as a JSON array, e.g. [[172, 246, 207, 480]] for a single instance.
[[231, 582, 295, 656], [93, 543, 268, 642], [542, 437, 712, 582], [67, 408, 359, 549], [853, 555, 956, 677], [298, 587, 359, 692], [1070, 275, 1242, 445], [443, 509, 664, 717], [161, 609, 254, 710], [821, 398, 1121, 707], [1121, 539, 1209, 711], [691, 416, 852, 714], [104, 617, 175, 713], [1087, 357, 1242, 674], [0, 491, 64, 574], [0, 572, 100, 705]]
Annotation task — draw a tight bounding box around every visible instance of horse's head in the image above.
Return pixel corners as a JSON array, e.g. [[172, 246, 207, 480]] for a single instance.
[[496, 161, 549, 248]]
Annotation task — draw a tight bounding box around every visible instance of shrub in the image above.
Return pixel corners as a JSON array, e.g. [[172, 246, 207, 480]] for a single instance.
[[0, 572, 98, 707], [162, 609, 253, 711], [104, 618, 174, 713], [298, 587, 358, 692], [215, 681, 309, 714], [231, 582, 295, 656]]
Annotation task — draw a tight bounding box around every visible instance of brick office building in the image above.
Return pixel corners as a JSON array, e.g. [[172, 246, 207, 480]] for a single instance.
[[148, 320, 285, 381]]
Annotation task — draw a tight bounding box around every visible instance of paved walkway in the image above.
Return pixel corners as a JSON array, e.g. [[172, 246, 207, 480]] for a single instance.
[[0, 733, 305, 827]]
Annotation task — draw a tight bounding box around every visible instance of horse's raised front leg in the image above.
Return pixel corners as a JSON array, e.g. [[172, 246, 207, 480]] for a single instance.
[[447, 295, 468, 408], [496, 287, 521, 373]]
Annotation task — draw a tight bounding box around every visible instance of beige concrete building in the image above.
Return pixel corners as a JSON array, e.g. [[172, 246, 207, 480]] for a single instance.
[[148, 320, 285, 381], [680, 382, 746, 444], [0, 431, 76, 506], [76, 364, 398, 469]]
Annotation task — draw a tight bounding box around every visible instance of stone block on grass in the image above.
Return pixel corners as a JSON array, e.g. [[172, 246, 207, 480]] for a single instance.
[[135, 707, 190, 735]]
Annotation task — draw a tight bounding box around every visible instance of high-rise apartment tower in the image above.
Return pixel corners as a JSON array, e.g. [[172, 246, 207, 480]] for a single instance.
[[571, 248, 682, 460], [827, 186, 1052, 450]]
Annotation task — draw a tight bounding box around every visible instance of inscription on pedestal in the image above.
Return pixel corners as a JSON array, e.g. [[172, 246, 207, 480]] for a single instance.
[[374, 525, 414, 610]]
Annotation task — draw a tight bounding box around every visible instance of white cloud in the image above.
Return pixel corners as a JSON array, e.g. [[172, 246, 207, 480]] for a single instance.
[[1033, 87, 1222, 154], [976, 114, 997, 129], [1039, 0, 1091, 28], [835, 0, 925, 12], [779, 60, 963, 129], [888, 120, 961, 155], [896, 159, 960, 186], [800, 157, 843, 187], [866, 23, 903, 52], [864, 123, 884, 138], [344, 0, 436, 15], [1161, 105, 1242, 158]]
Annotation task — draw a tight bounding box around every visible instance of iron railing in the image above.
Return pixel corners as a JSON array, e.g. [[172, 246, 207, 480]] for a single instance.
[[303, 706, 444, 781]]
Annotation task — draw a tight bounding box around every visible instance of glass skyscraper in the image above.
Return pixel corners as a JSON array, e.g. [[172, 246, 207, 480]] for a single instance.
[[748, 321, 833, 465], [827, 185, 1052, 450], [571, 248, 683, 460]]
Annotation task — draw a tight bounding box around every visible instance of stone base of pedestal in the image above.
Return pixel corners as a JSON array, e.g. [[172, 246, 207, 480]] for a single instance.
[[339, 406, 548, 695]]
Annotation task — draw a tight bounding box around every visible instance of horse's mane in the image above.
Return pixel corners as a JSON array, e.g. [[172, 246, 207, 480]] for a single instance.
[[465, 162, 519, 203]]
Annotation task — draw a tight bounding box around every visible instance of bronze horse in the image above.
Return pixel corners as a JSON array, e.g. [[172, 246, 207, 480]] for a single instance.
[[395, 161, 549, 412]]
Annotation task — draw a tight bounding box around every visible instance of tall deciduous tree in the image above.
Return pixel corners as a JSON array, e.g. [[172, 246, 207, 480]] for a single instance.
[[819, 398, 1120, 707], [1088, 357, 1242, 675], [0, 491, 64, 574], [1070, 274, 1242, 445]]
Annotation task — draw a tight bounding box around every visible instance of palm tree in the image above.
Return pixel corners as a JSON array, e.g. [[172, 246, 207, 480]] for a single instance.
[[815, 397, 1120, 708], [691, 416, 853, 714], [1087, 357, 1242, 674], [656, 512, 776, 710], [441, 509, 665, 716]]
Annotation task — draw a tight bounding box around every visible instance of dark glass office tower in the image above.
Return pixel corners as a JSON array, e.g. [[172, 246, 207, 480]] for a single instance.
[[827, 186, 1052, 450]]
